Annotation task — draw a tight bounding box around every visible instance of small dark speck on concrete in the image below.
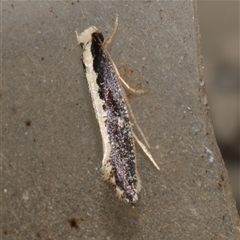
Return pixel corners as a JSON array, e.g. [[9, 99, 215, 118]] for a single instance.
[[220, 174, 224, 181], [25, 120, 31, 127], [68, 217, 79, 229], [159, 9, 163, 19], [36, 232, 41, 238], [41, 57, 44, 61]]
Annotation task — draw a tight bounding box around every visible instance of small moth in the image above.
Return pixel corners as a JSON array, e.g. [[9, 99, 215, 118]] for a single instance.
[[76, 15, 159, 206]]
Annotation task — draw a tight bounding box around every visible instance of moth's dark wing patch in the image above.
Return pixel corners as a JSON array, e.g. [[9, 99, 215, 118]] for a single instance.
[[92, 32, 104, 44], [91, 34, 138, 204]]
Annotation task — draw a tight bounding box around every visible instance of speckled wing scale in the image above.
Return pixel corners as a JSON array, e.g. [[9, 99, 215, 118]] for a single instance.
[[76, 15, 160, 206]]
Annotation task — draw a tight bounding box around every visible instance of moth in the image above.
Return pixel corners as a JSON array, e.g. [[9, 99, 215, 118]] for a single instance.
[[76, 15, 159, 206]]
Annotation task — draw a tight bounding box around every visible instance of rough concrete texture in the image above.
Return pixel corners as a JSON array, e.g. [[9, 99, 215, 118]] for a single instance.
[[198, 1, 240, 212], [2, 1, 240, 240]]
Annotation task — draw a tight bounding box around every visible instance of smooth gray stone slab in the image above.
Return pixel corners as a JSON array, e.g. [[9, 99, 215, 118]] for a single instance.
[[2, 1, 239, 240]]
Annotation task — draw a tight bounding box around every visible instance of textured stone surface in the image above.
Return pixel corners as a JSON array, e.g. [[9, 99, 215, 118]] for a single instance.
[[2, 1, 239, 239], [198, 1, 239, 212]]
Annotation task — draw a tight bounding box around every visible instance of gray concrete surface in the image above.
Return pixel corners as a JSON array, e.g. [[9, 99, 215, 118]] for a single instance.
[[198, 1, 240, 213], [2, 1, 240, 239]]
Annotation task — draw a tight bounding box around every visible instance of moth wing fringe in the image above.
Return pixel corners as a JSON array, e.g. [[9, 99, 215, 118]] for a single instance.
[[101, 154, 141, 205]]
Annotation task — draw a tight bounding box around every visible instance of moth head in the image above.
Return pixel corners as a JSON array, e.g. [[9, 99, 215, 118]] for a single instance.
[[77, 26, 100, 50]]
